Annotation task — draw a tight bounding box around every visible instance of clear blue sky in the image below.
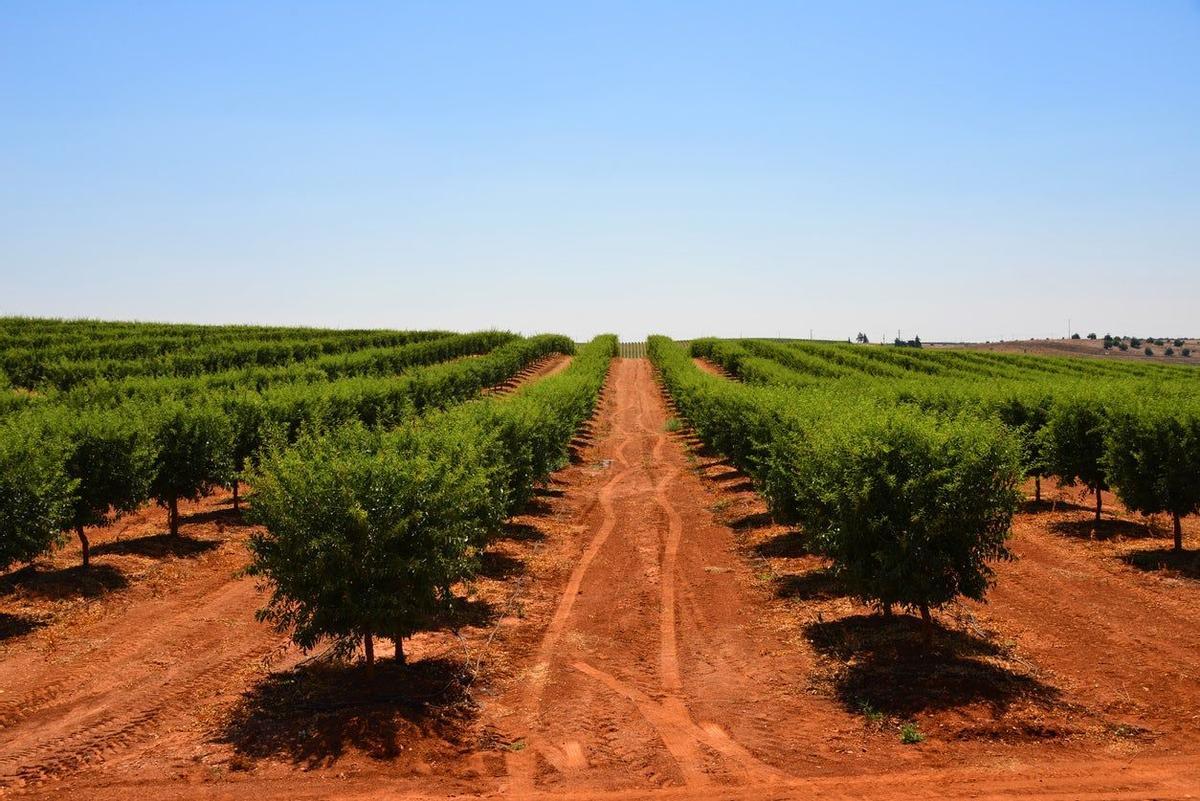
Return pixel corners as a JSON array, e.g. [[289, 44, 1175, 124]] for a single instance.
[[2, 2, 1197, 341]]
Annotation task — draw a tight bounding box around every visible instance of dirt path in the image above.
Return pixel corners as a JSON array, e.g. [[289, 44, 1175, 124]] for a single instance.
[[494, 358, 842, 795]]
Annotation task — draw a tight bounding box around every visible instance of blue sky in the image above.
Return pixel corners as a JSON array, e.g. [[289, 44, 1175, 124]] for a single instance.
[[2, 2, 1197, 341]]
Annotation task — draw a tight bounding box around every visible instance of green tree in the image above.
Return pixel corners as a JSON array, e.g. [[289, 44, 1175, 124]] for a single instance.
[[148, 403, 234, 536], [58, 409, 154, 568], [0, 419, 76, 569], [246, 423, 494, 668], [1103, 404, 1200, 552], [1041, 396, 1110, 523], [780, 407, 1021, 645], [224, 393, 272, 511]]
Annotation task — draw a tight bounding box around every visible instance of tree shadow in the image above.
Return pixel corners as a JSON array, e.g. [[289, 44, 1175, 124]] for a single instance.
[[1025, 498, 1098, 514], [1123, 548, 1200, 580], [1051, 518, 1157, 542], [439, 597, 500, 630], [182, 508, 253, 528], [751, 530, 811, 557], [707, 468, 743, 483], [805, 615, 1060, 717], [728, 511, 775, 532], [0, 612, 47, 642], [215, 657, 476, 769], [534, 487, 565, 499], [91, 533, 221, 559], [0, 563, 128, 600], [774, 567, 846, 602], [500, 522, 545, 543], [477, 551, 525, 580]]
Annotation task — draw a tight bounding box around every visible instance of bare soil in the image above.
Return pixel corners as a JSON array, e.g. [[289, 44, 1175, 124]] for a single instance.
[[2, 358, 1198, 799]]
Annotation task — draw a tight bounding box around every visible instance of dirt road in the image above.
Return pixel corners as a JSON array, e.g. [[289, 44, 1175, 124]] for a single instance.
[[3, 358, 1199, 799]]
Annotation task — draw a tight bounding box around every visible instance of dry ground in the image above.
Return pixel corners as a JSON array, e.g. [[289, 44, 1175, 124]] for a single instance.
[[1, 357, 1198, 799]]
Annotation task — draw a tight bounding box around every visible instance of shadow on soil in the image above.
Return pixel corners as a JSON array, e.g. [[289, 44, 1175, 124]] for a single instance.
[[216, 658, 476, 768], [1123, 548, 1200, 580], [477, 551, 526, 580], [0, 612, 48, 642], [751, 529, 812, 557], [500, 522, 545, 543], [774, 567, 846, 602], [91, 533, 221, 559], [1051, 518, 1157, 541], [805, 615, 1060, 717], [725, 511, 774, 532], [181, 508, 254, 528], [0, 562, 128, 600]]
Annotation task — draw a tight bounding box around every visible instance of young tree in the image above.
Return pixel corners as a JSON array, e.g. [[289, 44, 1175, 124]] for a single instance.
[[994, 391, 1052, 502], [1041, 396, 1111, 523], [224, 393, 271, 511], [781, 407, 1022, 646], [148, 403, 234, 536], [1103, 404, 1200, 552], [58, 409, 154, 568], [0, 418, 76, 569], [246, 423, 495, 669]]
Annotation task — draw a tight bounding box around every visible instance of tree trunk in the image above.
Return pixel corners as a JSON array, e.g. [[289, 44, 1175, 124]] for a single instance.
[[1094, 486, 1102, 523], [919, 603, 933, 648], [1035, 475, 1041, 503], [168, 496, 179, 536], [76, 524, 90, 570], [232, 479, 240, 512], [1174, 512, 1183, 553], [393, 636, 405, 664], [363, 632, 375, 674]]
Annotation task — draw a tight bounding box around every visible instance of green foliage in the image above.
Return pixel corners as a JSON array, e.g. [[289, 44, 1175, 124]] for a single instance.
[[244, 335, 616, 663], [1040, 395, 1111, 498], [650, 336, 1022, 626], [56, 409, 154, 533], [1103, 403, 1200, 551], [0, 418, 76, 569], [246, 422, 494, 657], [777, 407, 1020, 614], [900, 723, 926, 744], [148, 403, 235, 533], [1145, 346, 1154, 356]]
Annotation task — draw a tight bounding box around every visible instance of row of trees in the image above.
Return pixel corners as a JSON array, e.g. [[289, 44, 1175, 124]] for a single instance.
[[694, 338, 1200, 556], [654, 335, 1200, 646], [0, 328, 475, 390], [246, 335, 617, 666], [0, 334, 575, 571], [650, 337, 1022, 645]]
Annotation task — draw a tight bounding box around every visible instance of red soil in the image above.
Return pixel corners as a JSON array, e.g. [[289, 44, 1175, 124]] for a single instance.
[[1, 358, 1198, 799]]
